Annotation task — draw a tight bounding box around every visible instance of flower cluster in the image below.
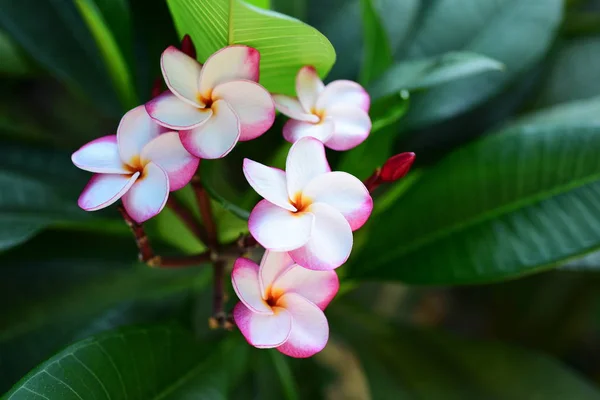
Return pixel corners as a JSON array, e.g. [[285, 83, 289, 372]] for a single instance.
[[70, 39, 413, 358]]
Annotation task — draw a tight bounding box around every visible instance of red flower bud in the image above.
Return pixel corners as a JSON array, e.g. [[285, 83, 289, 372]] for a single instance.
[[380, 152, 415, 182], [180, 34, 197, 59]]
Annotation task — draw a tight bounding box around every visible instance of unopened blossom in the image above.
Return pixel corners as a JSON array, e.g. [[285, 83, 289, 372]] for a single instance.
[[244, 137, 373, 271], [232, 251, 339, 358], [273, 66, 371, 151], [146, 45, 275, 159], [71, 105, 198, 223]]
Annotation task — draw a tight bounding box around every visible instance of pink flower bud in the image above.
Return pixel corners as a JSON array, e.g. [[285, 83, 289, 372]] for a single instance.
[[180, 34, 196, 59], [380, 152, 415, 182]]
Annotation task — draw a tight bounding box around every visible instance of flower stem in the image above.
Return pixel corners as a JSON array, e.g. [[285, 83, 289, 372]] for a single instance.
[[166, 196, 209, 244], [191, 168, 218, 251]]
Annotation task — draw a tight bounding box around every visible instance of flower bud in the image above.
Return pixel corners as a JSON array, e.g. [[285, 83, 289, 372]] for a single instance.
[[380, 152, 415, 182], [180, 34, 197, 59]]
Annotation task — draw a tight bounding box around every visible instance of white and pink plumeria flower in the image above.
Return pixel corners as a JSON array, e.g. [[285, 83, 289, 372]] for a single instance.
[[232, 250, 339, 358], [146, 45, 276, 159], [273, 66, 372, 151], [71, 105, 199, 223], [244, 137, 373, 271]]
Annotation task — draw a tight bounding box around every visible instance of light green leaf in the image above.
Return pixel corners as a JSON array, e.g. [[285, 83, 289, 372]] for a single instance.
[[245, 0, 270, 8], [166, 0, 335, 95], [358, 0, 393, 85], [349, 97, 600, 284]]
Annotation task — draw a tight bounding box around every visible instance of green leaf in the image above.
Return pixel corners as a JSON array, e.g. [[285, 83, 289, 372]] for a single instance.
[[3, 325, 249, 399], [369, 51, 505, 100], [358, 0, 393, 85], [166, 0, 335, 95], [401, 0, 563, 128], [245, 0, 271, 8], [349, 97, 600, 284], [0, 30, 33, 76], [204, 181, 251, 221]]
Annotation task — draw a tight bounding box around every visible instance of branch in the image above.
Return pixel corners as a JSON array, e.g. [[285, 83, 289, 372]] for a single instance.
[[191, 170, 219, 251]]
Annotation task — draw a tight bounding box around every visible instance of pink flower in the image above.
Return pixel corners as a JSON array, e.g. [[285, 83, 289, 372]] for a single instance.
[[244, 137, 373, 271], [71, 105, 199, 223], [232, 251, 339, 358], [145, 45, 276, 159], [273, 66, 371, 151]]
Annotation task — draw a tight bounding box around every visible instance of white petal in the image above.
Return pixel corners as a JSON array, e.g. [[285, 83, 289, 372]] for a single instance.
[[179, 100, 240, 159], [232, 258, 273, 314], [212, 80, 275, 141], [317, 80, 370, 112], [161, 46, 203, 107], [289, 203, 352, 271], [296, 66, 324, 112], [325, 107, 372, 151], [122, 162, 169, 223], [145, 91, 212, 129], [273, 95, 319, 123], [117, 105, 163, 165], [243, 159, 295, 211], [285, 137, 330, 200], [78, 172, 139, 211], [302, 171, 372, 231], [259, 250, 296, 299], [248, 200, 313, 252], [272, 265, 339, 310], [234, 302, 292, 348], [282, 118, 334, 145], [141, 132, 199, 191], [198, 45, 260, 95], [71, 135, 128, 174]]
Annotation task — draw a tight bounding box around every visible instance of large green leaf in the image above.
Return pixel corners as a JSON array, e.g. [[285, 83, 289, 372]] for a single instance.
[[349, 97, 600, 284], [401, 0, 562, 128], [3, 326, 249, 399], [165, 0, 335, 95], [358, 0, 393, 85]]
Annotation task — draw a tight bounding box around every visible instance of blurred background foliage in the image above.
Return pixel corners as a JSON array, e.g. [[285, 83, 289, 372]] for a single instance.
[[3, 0, 600, 398]]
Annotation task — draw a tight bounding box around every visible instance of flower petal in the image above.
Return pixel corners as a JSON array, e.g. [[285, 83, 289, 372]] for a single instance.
[[161, 46, 203, 107], [179, 100, 240, 159], [259, 250, 295, 299], [248, 200, 313, 252], [272, 265, 339, 310], [122, 162, 169, 223], [141, 132, 199, 191], [117, 105, 164, 165], [243, 159, 295, 212], [317, 80, 370, 112], [232, 257, 273, 314], [78, 172, 139, 211], [276, 293, 329, 358], [289, 203, 352, 271], [198, 45, 260, 95], [145, 91, 212, 129], [234, 302, 292, 349], [324, 107, 372, 151], [282, 118, 334, 145], [302, 171, 373, 231], [285, 137, 330, 200], [296, 66, 324, 112], [212, 80, 275, 141], [273, 95, 319, 123], [71, 135, 128, 174]]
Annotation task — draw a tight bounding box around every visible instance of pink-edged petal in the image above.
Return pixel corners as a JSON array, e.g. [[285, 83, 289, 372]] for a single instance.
[[198, 45, 260, 95], [317, 80, 370, 112], [243, 159, 295, 212], [117, 105, 164, 165], [276, 293, 328, 358], [145, 91, 212, 129], [325, 107, 372, 151], [232, 258, 272, 314], [289, 203, 352, 271], [234, 302, 292, 348], [249, 199, 313, 252], [78, 172, 139, 211], [302, 171, 373, 231], [121, 162, 169, 223], [272, 265, 339, 310], [71, 135, 128, 174], [179, 99, 240, 159], [140, 132, 199, 191], [296, 66, 324, 112], [273, 95, 319, 123], [259, 250, 296, 298], [285, 137, 330, 199], [161, 46, 203, 107], [282, 118, 334, 145], [212, 80, 275, 141]]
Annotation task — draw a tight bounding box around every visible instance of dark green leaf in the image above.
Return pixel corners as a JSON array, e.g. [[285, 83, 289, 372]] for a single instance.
[[358, 0, 393, 85], [0, 30, 33, 76]]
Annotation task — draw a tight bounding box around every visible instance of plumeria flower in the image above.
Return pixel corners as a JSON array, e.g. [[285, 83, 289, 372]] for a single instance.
[[146, 45, 275, 159], [71, 105, 199, 223], [243, 137, 373, 271], [273, 66, 371, 151], [232, 250, 339, 358]]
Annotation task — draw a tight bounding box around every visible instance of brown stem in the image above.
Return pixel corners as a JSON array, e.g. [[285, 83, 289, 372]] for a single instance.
[[118, 206, 155, 263], [364, 168, 382, 193], [166, 196, 209, 244], [191, 170, 218, 251]]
